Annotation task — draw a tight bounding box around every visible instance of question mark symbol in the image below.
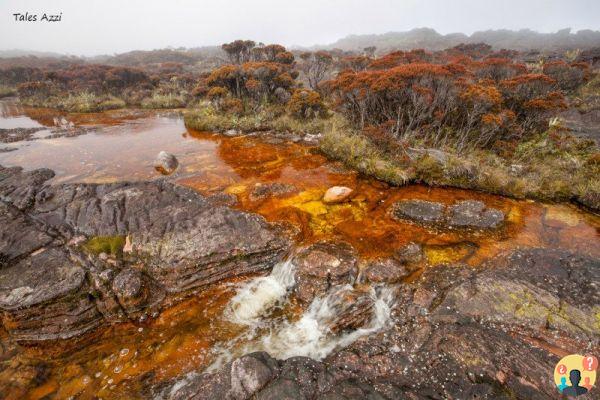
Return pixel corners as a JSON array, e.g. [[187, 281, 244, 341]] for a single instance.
[[557, 364, 567, 374], [582, 355, 598, 371]]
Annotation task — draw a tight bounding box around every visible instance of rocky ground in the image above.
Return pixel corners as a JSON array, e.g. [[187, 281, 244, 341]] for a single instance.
[[155, 247, 599, 399], [0, 165, 290, 342], [1, 163, 598, 399]]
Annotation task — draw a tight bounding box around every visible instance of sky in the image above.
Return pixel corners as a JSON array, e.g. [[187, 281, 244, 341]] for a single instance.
[[1, 0, 599, 56]]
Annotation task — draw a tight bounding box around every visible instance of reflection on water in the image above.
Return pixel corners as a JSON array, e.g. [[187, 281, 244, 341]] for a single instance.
[[0, 99, 599, 399]]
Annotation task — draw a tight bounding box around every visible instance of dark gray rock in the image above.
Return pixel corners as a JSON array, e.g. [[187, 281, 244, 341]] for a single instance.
[[390, 199, 505, 230], [390, 200, 445, 224], [446, 200, 504, 229], [0, 248, 102, 341], [0, 165, 291, 342]]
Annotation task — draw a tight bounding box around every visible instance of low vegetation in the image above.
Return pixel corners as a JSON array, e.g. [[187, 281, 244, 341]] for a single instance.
[[2, 39, 599, 210]]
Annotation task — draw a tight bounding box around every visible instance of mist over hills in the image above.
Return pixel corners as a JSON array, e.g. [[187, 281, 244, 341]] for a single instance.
[[317, 27, 600, 53], [1, 28, 599, 61]]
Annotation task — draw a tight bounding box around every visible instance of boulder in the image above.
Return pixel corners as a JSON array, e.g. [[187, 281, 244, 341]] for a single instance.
[[322, 186, 353, 204], [291, 241, 358, 304], [325, 286, 376, 334], [154, 151, 179, 175]]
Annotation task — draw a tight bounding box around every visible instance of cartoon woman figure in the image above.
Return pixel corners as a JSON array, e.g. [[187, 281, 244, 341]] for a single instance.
[[557, 376, 568, 393]]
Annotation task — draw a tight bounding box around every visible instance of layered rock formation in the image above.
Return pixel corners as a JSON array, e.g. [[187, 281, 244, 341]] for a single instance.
[[0, 165, 290, 342]]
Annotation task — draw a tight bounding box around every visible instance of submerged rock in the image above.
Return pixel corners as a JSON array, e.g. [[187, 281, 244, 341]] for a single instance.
[[154, 151, 179, 175], [249, 182, 297, 202], [390, 199, 445, 223], [390, 199, 505, 230], [0, 165, 290, 342], [322, 186, 353, 204], [447, 200, 504, 229]]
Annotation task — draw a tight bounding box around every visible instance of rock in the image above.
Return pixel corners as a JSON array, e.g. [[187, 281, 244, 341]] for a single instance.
[[0, 165, 291, 341], [292, 241, 358, 304], [0, 165, 55, 210], [154, 151, 179, 175], [230, 352, 280, 399], [224, 129, 240, 137], [441, 248, 600, 342], [390, 199, 445, 224], [325, 286, 376, 334], [391, 199, 505, 230], [0, 248, 102, 342], [393, 242, 424, 265], [111, 268, 165, 319], [322, 186, 353, 204], [447, 200, 504, 229], [361, 258, 410, 284], [123, 235, 133, 253], [206, 192, 238, 207], [249, 182, 297, 202], [154, 248, 600, 400]]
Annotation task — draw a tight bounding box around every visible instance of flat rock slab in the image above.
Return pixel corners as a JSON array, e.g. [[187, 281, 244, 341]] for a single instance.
[[391, 199, 505, 230]]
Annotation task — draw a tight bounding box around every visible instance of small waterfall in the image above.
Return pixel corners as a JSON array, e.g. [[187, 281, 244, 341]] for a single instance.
[[258, 284, 395, 360], [209, 263, 395, 370], [225, 259, 295, 325]]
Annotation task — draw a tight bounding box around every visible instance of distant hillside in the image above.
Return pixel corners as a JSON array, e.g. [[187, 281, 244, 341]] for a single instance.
[[0, 49, 69, 58], [320, 28, 600, 53]]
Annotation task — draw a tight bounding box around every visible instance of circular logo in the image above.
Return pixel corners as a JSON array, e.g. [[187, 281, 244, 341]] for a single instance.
[[554, 354, 597, 397]]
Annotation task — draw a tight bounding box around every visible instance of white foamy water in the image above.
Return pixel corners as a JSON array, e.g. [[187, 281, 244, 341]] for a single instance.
[[209, 263, 395, 371], [225, 259, 296, 325], [258, 284, 395, 360]]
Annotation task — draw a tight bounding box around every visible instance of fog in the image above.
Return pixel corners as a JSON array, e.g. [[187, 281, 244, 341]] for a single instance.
[[1, 0, 599, 56]]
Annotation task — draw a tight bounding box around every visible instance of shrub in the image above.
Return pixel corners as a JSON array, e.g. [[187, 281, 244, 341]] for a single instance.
[[287, 89, 326, 119]]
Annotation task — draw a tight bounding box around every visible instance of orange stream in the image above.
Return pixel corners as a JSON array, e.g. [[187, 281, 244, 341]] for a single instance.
[[0, 100, 598, 399]]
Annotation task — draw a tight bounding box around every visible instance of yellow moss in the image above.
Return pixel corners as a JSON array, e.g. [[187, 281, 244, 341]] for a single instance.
[[82, 235, 126, 257]]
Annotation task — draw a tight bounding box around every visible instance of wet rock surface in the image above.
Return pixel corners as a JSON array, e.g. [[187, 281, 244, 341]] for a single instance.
[[154, 151, 179, 175], [322, 186, 353, 204], [0, 165, 290, 342], [249, 182, 297, 202], [291, 241, 358, 304], [391, 199, 505, 230], [159, 247, 599, 399]]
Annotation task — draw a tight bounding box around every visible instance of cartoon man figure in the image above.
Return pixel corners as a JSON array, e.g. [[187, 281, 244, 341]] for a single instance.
[[563, 369, 588, 396], [582, 376, 593, 391], [557, 376, 568, 392]]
